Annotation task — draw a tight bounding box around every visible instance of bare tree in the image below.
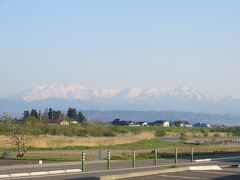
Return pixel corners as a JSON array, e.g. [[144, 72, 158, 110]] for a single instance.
[[7, 125, 34, 157], [1, 114, 35, 158]]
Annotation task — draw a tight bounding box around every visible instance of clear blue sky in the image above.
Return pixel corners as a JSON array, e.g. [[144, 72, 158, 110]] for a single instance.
[[0, 0, 239, 97]]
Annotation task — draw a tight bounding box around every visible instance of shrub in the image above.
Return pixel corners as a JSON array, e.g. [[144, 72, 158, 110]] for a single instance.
[[213, 133, 220, 137], [203, 132, 208, 137], [155, 130, 166, 137], [180, 132, 187, 140]]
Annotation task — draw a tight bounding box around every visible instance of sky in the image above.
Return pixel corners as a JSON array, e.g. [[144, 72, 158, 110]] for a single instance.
[[0, 0, 240, 97]]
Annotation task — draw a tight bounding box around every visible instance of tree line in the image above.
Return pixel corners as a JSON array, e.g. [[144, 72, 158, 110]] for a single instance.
[[23, 107, 87, 124]]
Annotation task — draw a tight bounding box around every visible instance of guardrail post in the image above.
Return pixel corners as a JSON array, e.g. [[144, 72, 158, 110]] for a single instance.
[[154, 149, 158, 166], [81, 152, 85, 172], [191, 147, 194, 162], [175, 148, 178, 164], [107, 150, 111, 170], [132, 150, 136, 167]]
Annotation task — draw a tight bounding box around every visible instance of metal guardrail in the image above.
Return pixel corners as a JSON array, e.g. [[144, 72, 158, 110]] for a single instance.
[[80, 147, 196, 171]]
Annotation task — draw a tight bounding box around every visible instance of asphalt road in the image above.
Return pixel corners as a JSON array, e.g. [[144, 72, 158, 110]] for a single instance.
[[126, 168, 240, 180], [0, 158, 190, 174], [1, 153, 240, 180]]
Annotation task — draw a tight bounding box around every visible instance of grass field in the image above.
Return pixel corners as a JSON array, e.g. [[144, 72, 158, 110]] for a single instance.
[[1, 135, 240, 161], [0, 124, 237, 161], [0, 131, 155, 149], [0, 131, 229, 150]]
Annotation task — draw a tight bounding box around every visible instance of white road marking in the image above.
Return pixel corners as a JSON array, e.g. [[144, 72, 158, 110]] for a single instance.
[[0, 174, 10, 178], [65, 169, 82, 173], [189, 165, 222, 171], [193, 170, 239, 175], [10, 173, 30, 177], [47, 170, 66, 174], [195, 159, 212, 162], [30, 172, 49, 176], [159, 174, 207, 179], [195, 156, 240, 162]]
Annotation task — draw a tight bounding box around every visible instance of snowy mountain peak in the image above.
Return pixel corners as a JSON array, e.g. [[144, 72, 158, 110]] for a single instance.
[[17, 84, 122, 101], [12, 84, 223, 102], [127, 88, 143, 98], [3, 84, 240, 115]]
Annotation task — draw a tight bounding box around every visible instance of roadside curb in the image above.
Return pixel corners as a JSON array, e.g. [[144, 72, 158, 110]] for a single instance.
[[99, 167, 189, 180], [0, 169, 82, 179], [98, 165, 222, 180]]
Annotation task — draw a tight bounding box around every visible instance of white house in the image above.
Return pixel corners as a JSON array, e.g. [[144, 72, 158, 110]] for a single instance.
[[60, 120, 70, 126], [140, 122, 148, 126], [162, 121, 170, 127], [128, 122, 140, 127], [149, 120, 170, 127], [70, 121, 78, 125]]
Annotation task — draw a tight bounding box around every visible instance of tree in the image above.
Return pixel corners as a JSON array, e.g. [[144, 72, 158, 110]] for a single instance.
[[23, 111, 30, 120], [78, 111, 86, 123], [0, 113, 14, 124], [7, 124, 34, 157], [2, 114, 35, 158], [53, 110, 61, 119], [30, 109, 38, 118], [48, 108, 53, 120], [72, 108, 77, 120], [67, 107, 77, 121]]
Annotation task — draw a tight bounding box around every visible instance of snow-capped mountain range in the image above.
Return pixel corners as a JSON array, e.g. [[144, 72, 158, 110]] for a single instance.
[[1, 84, 240, 115], [13, 84, 221, 102]]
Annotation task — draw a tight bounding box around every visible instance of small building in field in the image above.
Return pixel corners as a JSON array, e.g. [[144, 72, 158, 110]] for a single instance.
[[60, 120, 69, 126], [149, 120, 170, 127], [184, 124, 193, 128], [111, 119, 129, 125], [111, 119, 147, 127], [138, 121, 148, 126], [174, 120, 192, 127], [193, 122, 211, 128], [128, 121, 140, 127], [70, 121, 78, 125]]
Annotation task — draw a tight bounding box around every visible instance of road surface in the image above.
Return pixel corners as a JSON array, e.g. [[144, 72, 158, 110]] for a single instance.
[[0, 153, 240, 179]]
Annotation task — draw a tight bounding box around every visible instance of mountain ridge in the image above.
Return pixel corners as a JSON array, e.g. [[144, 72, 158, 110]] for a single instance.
[[1, 84, 240, 116], [10, 84, 225, 101]]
